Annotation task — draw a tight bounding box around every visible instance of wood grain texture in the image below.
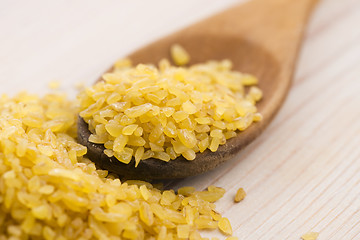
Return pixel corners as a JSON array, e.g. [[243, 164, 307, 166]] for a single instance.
[[1, 0, 360, 239]]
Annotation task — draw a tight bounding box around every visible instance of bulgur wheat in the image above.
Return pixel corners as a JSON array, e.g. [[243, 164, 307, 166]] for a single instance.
[[79, 51, 262, 166], [0, 92, 237, 239]]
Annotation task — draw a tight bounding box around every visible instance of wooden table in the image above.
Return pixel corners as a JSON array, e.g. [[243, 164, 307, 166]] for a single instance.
[[1, 0, 359, 239]]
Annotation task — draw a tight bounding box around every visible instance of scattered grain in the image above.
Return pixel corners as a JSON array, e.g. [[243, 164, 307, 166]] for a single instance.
[[48, 80, 60, 89], [234, 188, 246, 203], [301, 232, 319, 240], [226, 237, 239, 240], [218, 217, 233, 235], [170, 43, 190, 66]]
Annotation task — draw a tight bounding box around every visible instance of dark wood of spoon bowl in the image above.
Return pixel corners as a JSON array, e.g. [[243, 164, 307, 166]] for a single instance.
[[78, 0, 318, 179]]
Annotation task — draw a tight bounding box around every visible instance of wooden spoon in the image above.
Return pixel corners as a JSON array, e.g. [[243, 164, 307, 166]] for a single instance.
[[78, 0, 318, 179]]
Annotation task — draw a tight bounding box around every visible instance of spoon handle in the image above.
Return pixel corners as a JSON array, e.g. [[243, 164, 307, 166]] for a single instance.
[[154, 0, 318, 129], [185, 0, 318, 67]]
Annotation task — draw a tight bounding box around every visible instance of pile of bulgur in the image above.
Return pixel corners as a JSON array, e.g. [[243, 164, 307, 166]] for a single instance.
[[79, 57, 262, 166], [0, 92, 237, 239]]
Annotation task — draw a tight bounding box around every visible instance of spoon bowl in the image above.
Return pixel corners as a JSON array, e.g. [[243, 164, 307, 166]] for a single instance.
[[78, 0, 318, 179]]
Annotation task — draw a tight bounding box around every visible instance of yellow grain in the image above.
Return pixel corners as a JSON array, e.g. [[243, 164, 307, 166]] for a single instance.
[[48, 80, 60, 89], [225, 237, 239, 240], [177, 224, 190, 238], [234, 188, 246, 203], [170, 44, 190, 66], [301, 232, 319, 240], [122, 124, 138, 135], [218, 217, 233, 235]]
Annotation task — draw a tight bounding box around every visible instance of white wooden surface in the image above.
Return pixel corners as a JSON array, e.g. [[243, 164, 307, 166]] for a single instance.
[[1, 0, 360, 239]]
